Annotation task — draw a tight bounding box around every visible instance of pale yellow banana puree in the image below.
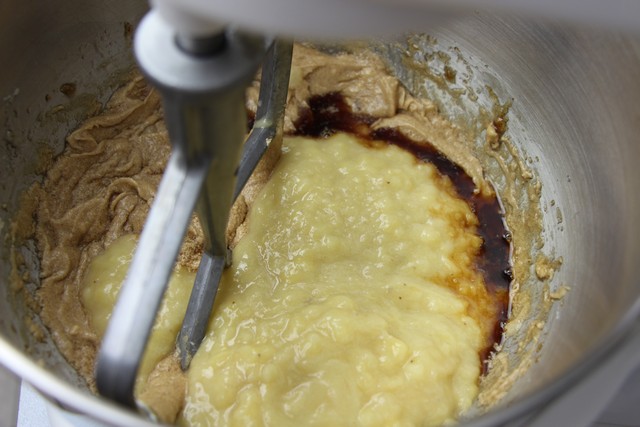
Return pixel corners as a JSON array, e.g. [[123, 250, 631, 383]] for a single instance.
[[83, 132, 486, 426], [81, 234, 195, 393]]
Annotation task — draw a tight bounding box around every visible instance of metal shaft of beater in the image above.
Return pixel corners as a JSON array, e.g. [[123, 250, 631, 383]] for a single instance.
[[178, 39, 293, 371], [95, 9, 267, 410]]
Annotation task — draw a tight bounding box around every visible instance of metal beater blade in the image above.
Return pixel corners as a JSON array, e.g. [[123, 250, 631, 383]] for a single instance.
[[95, 10, 269, 409], [233, 39, 293, 200], [177, 39, 293, 370]]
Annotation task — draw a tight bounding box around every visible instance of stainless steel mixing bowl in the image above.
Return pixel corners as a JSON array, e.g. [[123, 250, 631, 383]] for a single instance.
[[1, 0, 639, 425]]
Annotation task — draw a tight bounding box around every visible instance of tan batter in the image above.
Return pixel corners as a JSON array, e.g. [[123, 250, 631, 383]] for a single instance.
[[32, 44, 511, 425]]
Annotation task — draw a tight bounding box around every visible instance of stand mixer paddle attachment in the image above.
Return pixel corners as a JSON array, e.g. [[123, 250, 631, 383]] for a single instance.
[[94, 9, 292, 414]]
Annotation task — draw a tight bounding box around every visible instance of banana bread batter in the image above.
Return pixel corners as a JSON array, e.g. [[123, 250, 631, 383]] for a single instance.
[[33, 44, 509, 425]]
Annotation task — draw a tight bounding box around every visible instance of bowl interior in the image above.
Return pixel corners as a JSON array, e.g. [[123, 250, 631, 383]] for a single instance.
[[1, 1, 640, 425]]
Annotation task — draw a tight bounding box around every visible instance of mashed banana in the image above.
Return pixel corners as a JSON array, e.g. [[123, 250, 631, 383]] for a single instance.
[[182, 133, 486, 426], [81, 234, 195, 393], [34, 44, 509, 426], [82, 133, 491, 426]]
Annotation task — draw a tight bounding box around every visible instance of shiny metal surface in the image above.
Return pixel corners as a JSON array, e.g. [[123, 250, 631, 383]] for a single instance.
[[177, 39, 292, 371], [178, 251, 226, 371], [233, 39, 292, 200], [0, 0, 639, 426]]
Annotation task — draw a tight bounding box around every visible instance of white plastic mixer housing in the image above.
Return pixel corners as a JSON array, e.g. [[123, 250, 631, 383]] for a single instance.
[[151, 0, 640, 38]]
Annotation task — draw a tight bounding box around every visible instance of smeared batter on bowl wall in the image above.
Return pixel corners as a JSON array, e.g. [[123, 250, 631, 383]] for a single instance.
[[19, 43, 549, 425]]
